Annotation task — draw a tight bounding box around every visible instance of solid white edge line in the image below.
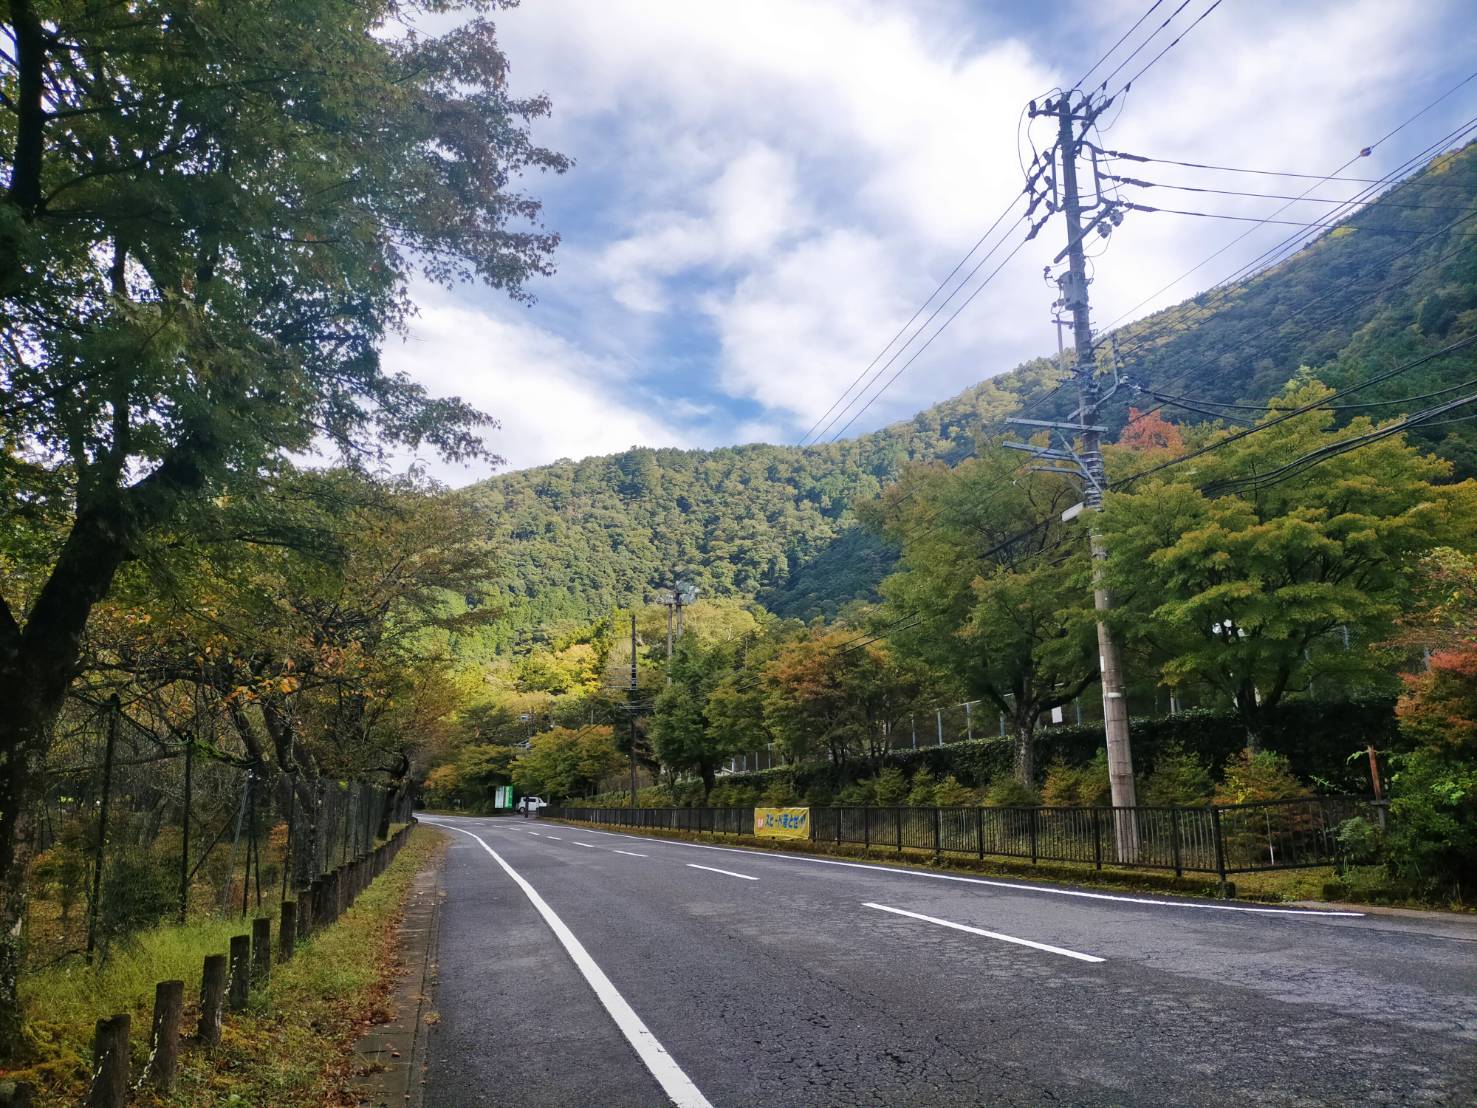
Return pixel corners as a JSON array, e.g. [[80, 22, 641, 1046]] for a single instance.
[[685, 863, 758, 881], [865, 902, 1105, 963], [442, 826, 713, 1108], [614, 850, 649, 858], [544, 825, 1363, 917]]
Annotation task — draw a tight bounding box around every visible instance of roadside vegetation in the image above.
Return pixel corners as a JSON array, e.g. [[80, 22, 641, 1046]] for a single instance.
[[6, 826, 438, 1104]]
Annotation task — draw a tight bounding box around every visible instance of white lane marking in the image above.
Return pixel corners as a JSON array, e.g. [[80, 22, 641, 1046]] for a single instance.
[[614, 850, 649, 858], [865, 902, 1105, 963], [544, 835, 563, 840], [440, 826, 714, 1108], [527, 832, 542, 836], [541, 825, 1363, 918], [685, 863, 758, 882], [574, 842, 599, 849]]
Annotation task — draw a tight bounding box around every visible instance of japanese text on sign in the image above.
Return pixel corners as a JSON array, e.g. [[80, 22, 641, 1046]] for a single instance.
[[754, 806, 810, 839]]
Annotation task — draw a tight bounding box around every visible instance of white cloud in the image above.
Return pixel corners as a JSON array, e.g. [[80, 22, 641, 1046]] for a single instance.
[[394, 0, 1473, 459], [380, 288, 692, 484]]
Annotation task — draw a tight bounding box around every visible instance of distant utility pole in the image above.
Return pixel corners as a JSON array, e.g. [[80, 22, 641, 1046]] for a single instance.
[[1012, 90, 1138, 859]]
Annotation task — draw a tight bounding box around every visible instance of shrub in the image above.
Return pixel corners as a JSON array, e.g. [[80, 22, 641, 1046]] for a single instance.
[[1214, 749, 1309, 804], [932, 775, 976, 807], [985, 778, 1041, 807], [1041, 752, 1111, 807], [1335, 816, 1386, 869], [802, 782, 835, 807], [873, 767, 909, 805], [1385, 749, 1477, 896], [1141, 742, 1213, 807], [99, 850, 178, 950], [836, 779, 875, 806], [906, 770, 938, 807], [759, 776, 799, 806]]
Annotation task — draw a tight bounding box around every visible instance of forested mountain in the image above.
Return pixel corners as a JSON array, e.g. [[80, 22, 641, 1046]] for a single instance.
[[455, 143, 1477, 654]]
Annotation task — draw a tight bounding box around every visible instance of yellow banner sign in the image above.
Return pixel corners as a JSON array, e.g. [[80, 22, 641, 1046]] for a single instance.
[[754, 806, 810, 839]]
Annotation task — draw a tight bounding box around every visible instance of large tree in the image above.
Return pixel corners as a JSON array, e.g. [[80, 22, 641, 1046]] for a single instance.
[[0, 0, 566, 1048], [1101, 381, 1477, 746], [867, 449, 1098, 783]]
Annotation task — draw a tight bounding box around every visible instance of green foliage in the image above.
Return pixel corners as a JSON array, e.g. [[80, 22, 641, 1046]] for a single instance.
[[1139, 743, 1214, 807], [932, 775, 976, 807], [872, 767, 909, 805], [905, 770, 938, 807], [1215, 750, 1310, 804], [759, 776, 800, 806], [98, 851, 178, 952], [1103, 379, 1477, 742], [836, 780, 875, 806], [1385, 749, 1477, 896], [870, 449, 1097, 783], [984, 778, 1042, 807], [512, 727, 622, 803], [1335, 817, 1387, 868], [1041, 752, 1111, 807]]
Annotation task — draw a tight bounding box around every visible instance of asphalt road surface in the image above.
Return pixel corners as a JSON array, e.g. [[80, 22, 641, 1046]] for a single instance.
[[420, 813, 1477, 1107]]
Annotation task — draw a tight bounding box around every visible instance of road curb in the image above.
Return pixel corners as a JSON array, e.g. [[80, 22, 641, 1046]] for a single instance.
[[353, 830, 446, 1107]]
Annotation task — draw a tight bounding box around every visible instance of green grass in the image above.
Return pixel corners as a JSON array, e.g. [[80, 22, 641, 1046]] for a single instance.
[[6, 825, 443, 1105]]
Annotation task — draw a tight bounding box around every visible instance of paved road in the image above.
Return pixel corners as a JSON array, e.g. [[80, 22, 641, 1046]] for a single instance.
[[421, 813, 1477, 1107]]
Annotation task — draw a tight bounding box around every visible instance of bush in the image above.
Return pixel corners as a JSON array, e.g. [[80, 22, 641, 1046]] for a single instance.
[[802, 782, 834, 807], [1041, 752, 1111, 807], [836, 779, 875, 806], [906, 770, 938, 807], [873, 767, 909, 805], [1335, 816, 1386, 869], [759, 776, 799, 806], [985, 778, 1041, 807], [1140, 742, 1213, 806], [932, 775, 976, 807], [1215, 749, 1310, 804], [99, 850, 178, 950], [1385, 749, 1477, 897]]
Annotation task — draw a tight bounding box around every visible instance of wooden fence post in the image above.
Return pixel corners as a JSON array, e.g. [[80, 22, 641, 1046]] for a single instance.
[[279, 901, 296, 963], [198, 954, 226, 1045], [252, 917, 271, 982], [87, 1014, 129, 1108], [148, 980, 183, 1091], [228, 935, 251, 1011]]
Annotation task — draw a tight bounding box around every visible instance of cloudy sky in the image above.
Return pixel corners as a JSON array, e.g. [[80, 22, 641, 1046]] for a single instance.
[[384, 0, 1477, 483]]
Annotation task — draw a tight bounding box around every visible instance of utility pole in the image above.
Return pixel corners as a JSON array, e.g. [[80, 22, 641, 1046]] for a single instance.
[[1013, 91, 1138, 859]]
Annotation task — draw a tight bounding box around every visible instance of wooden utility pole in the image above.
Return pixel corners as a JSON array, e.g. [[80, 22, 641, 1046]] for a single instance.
[[1013, 91, 1137, 859]]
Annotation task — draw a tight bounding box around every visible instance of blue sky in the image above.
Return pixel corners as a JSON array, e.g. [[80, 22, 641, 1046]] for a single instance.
[[382, 0, 1477, 483]]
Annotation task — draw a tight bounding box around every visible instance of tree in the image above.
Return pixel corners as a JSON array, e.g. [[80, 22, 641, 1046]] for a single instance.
[[649, 639, 733, 802], [1118, 408, 1185, 454], [1102, 381, 1477, 747], [512, 726, 621, 803], [866, 449, 1098, 783], [759, 630, 930, 769], [0, 1, 567, 1045]]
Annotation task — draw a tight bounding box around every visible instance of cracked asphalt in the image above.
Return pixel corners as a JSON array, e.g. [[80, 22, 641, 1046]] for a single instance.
[[420, 814, 1477, 1107]]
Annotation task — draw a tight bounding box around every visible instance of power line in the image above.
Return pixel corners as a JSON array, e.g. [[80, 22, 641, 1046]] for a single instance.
[[1073, 0, 1167, 92], [1110, 0, 1225, 94], [797, 193, 1028, 446], [1094, 0, 1197, 93], [1108, 175, 1476, 210]]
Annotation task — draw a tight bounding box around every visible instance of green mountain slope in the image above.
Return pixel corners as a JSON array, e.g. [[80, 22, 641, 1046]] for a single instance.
[[455, 144, 1477, 653]]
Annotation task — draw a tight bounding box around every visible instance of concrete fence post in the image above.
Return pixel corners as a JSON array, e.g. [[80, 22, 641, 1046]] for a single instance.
[[147, 980, 184, 1091], [228, 934, 251, 1011], [252, 917, 272, 982], [198, 954, 227, 1045], [87, 1014, 130, 1108]]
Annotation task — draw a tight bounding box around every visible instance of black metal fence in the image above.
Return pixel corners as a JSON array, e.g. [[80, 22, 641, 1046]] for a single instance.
[[544, 795, 1379, 881]]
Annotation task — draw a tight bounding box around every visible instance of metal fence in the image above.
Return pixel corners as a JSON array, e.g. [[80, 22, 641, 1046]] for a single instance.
[[35, 697, 414, 963], [544, 795, 1379, 882]]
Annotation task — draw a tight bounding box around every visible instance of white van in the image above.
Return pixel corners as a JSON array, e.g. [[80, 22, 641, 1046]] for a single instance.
[[519, 796, 548, 815]]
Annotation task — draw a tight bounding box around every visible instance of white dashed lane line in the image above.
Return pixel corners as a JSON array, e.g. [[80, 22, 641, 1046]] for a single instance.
[[865, 902, 1105, 963], [614, 850, 648, 858], [574, 842, 598, 849], [686, 863, 758, 882]]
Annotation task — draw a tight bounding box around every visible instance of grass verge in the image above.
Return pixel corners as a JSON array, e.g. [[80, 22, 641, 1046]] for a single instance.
[[6, 825, 444, 1105], [541, 818, 1462, 909]]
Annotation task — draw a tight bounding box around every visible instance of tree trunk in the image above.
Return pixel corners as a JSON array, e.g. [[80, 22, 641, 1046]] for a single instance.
[[1013, 718, 1037, 787]]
